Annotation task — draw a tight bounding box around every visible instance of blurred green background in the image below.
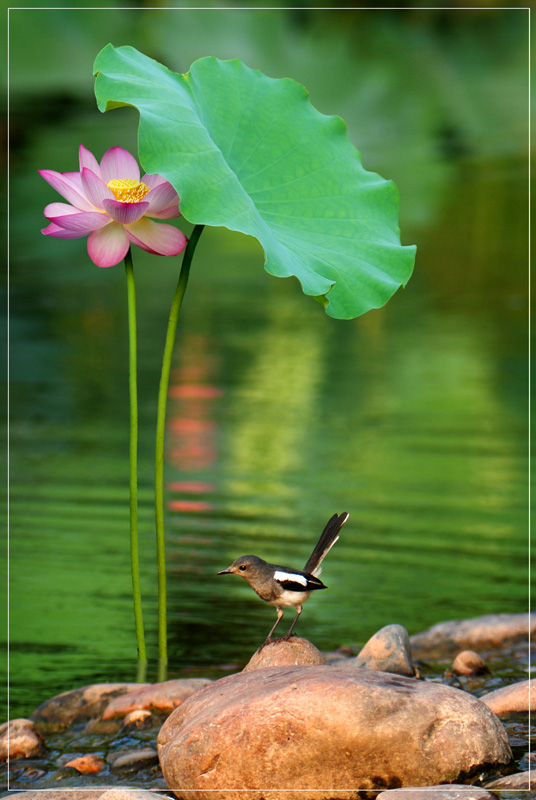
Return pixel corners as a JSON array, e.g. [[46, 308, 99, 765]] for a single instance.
[[5, 4, 529, 718]]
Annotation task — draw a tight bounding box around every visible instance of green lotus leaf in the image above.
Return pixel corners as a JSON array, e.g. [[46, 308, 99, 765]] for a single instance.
[[94, 44, 416, 319]]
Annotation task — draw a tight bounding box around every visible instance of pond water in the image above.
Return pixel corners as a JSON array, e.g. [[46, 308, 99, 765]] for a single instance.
[[6, 9, 529, 724]]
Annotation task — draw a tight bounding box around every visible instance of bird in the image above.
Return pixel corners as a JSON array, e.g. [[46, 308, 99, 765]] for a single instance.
[[217, 512, 349, 643]]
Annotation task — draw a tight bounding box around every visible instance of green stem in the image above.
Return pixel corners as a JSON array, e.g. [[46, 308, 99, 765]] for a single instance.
[[124, 248, 147, 664], [155, 224, 205, 672]]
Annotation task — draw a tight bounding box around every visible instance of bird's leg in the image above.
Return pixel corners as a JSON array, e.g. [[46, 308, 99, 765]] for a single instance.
[[283, 605, 302, 640], [263, 608, 284, 645]]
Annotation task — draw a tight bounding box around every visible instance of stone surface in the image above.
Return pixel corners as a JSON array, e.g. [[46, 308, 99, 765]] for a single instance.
[[30, 682, 147, 729], [157, 663, 513, 800], [376, 786, 496, 800], [0, 718, 46, 762], [109, 747, 159, 772], [63, 755, 106, 774], [353, 624, 416, 677], [243, 636, 328, 671], [410, 612, 534, 656], [481, 679, 534, 715], [1, 792, 166, 800], [102, 678, 211, 719], [485, 770, 532, 790], [1, 792, 111, 800], [451, 650, 489, 676], [101, 792, 169, 800]]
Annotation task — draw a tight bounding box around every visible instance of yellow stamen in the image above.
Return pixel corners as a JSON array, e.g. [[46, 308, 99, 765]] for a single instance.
[[107, 178, 150, 203]]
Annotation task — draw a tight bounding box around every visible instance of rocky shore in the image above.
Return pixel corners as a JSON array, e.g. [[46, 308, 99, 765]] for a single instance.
[[1, 612, 533, 799]]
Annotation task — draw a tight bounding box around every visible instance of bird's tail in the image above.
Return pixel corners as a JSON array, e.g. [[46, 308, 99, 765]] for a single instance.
[[304, 512, 349, 576]]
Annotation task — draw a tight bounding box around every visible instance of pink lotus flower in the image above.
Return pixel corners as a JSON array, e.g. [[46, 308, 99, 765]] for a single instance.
[[40, 145, 188, 267]]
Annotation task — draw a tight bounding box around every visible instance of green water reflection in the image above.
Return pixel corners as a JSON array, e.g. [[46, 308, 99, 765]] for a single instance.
[[6, 7, 529, 719]]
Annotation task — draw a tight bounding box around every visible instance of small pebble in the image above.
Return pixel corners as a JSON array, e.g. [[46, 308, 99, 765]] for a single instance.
[[64, 755, 106, 774], [452, 650, 489, 676]]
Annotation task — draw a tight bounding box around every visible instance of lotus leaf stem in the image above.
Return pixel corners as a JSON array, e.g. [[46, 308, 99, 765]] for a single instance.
[[124, 247, 147, 666], [155, 224, 205, 676]]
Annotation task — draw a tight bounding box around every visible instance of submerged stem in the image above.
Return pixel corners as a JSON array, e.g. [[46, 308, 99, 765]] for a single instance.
[[155, 224, 205, 671], [124, 248, 147, 665]]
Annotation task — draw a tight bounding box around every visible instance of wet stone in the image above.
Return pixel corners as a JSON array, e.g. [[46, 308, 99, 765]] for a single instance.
[[109, 747, 159, 773]]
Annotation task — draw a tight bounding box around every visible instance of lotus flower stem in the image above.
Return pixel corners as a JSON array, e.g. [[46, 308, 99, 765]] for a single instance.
[[124, 247, 147, 665], [155, 224, 205, 676]]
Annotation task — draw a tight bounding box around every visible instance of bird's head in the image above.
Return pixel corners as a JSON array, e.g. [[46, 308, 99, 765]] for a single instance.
[[217, 555, 266, 585]]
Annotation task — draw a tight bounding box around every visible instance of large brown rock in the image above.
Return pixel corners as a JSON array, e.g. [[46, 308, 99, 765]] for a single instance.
[[243, 636, 328, 671], [157, 664, 513, 800], [30, 683, 147, 729], [410, 613, 534, 656]]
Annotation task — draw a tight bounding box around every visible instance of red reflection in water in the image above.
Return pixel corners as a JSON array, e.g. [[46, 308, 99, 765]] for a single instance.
[[165, 336, 221, 511], [167, 500, 213, 513], [168, 385, 222, 399], [167, 481, 215, 493]]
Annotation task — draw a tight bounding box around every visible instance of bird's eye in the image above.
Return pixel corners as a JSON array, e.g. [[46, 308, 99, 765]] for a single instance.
[[239, 565, 247, 571]]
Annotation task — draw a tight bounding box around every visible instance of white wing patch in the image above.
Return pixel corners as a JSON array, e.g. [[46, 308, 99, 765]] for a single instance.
[[274, 570, 308, 586]]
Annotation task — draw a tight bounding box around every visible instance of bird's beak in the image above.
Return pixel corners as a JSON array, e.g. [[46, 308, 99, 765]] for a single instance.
[[217, 567, 232, 575]]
